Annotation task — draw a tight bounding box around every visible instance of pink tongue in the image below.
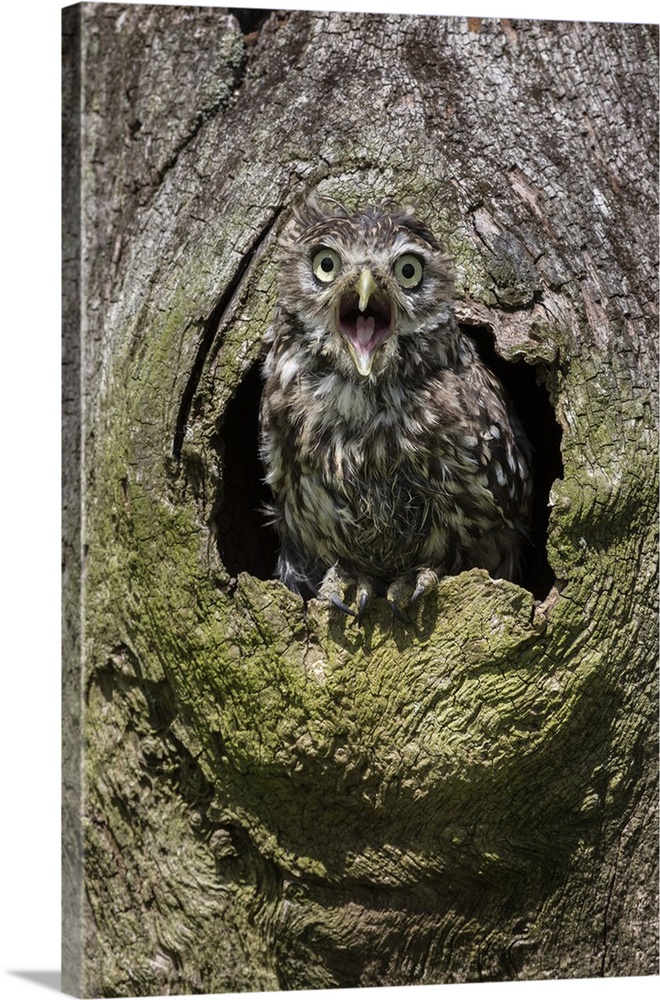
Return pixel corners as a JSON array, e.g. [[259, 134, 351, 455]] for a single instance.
[[356, 315, 375, 346]]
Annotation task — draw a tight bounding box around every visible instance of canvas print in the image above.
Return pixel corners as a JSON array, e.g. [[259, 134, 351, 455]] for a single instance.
[[62, 3, 659, 996]]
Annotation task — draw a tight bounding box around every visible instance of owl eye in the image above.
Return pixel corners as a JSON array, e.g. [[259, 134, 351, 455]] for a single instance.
[[312, 248, 341, 283], [394, 254, 424, 289]]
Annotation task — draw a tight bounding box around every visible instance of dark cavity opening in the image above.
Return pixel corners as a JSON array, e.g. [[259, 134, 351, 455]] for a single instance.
[[228, 8, 273, 35], [463, 325, 564, 599], [214, 362, 279, 582], [215, 336, 563, 600]]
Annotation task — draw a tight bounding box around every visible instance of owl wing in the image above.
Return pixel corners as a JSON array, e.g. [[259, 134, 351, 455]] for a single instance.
[[419, 363, 532, 535], [461, 363, 533, 529]]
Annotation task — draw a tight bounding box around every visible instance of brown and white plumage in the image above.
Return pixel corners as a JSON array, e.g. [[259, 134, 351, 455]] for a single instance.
[[259, 198, 532, 618]]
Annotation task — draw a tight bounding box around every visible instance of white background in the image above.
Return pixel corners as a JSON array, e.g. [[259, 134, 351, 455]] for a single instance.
[[0, 1, 656, 998]]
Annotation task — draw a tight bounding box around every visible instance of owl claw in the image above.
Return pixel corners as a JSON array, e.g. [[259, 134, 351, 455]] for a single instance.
[[319, 565, 360, 618], [356, 577, 374, 624], [387, 568, 438, 622], [318, 566, 433, 624], [389, 599, 413, 625], [317, 566, 378, 623], [410, 568, 439, 604], [329, 593, 358, 617]]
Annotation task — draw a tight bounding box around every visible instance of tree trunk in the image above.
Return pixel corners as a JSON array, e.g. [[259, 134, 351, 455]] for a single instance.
[[62, 4, 658, 996]]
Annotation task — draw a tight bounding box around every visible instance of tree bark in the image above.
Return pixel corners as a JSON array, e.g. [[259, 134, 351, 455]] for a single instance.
[[63, 4, 658, 996]]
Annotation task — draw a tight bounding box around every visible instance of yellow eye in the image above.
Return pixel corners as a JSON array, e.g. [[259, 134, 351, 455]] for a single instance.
[[312, 248, 341, 283], [394, 253, 423, 289]]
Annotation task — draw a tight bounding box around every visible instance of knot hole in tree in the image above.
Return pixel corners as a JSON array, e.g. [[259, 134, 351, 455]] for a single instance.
[[214, 330, 563, 600]]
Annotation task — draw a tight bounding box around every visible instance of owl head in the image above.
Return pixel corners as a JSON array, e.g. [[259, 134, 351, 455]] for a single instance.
[[275, 197, 455, 380]]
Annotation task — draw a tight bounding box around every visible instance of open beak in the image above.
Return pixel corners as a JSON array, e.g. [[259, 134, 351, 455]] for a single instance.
[[338, 268, 393, 377]]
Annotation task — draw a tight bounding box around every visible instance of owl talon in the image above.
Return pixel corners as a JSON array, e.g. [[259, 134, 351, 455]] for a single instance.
[[318, 565, 359, 617], [356, 577, 375, 624], [389, 599, 413, 625], [329, 593, 358, 617], [410, 568, 439, 604]]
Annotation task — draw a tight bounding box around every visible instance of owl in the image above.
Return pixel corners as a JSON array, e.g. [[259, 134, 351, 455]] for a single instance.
[[259, 198, 532, 620]]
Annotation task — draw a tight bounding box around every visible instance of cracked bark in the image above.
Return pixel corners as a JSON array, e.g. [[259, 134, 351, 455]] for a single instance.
[[63, 5, 658, 996]]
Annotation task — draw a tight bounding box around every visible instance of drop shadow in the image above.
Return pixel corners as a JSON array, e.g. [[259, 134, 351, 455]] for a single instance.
[[318, 589, 440, 656], [9, 971, 61, 993]]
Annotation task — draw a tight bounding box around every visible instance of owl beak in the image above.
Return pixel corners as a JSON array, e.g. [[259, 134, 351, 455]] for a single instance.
[[355, 268, 378, 311], [338, 269, 393, 377]]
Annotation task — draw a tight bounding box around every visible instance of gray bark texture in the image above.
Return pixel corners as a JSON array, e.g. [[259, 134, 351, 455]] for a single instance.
[[62, 4, 659, 996]]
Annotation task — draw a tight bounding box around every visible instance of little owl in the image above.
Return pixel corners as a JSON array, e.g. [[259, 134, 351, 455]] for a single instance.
[[259, 198, 532, 620]]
